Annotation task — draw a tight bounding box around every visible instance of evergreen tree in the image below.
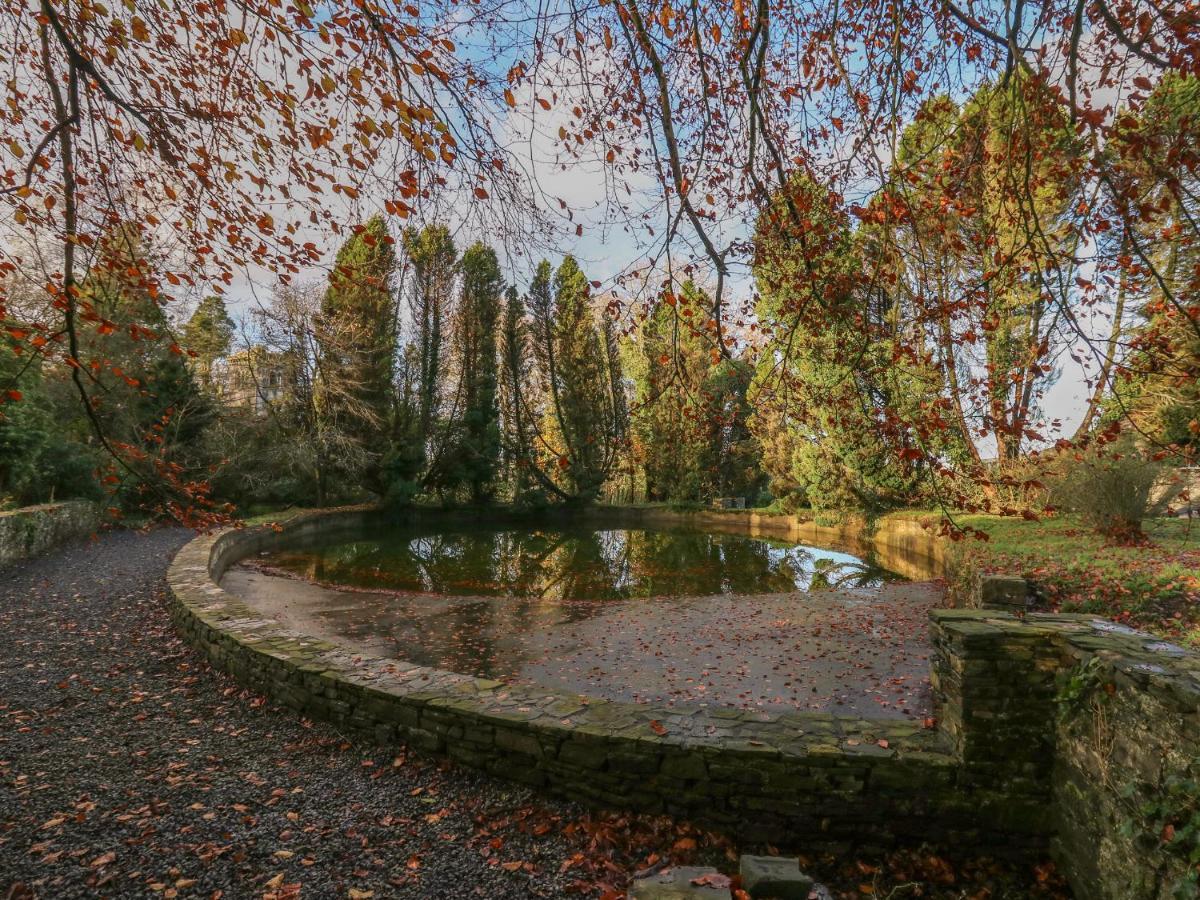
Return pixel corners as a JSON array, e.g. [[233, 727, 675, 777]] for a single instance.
[[1109, 74, 1200, 458], [628, 284, 715, 501], [527, 256, 627, 502], [403, 224, 457, 446], [750, 175, 924, 512], [383, 224, 457, 503], [183, 295, 234, 391], [499, 285, 535, 501], [702, 356, 760, 501], [315, 215, 398, 493], [953, 76, 1084, 464], [451, 242, 503, 502], [0, 338, 101, 504]]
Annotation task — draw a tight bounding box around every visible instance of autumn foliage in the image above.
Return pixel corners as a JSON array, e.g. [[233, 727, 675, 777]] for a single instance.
[[0, 0, 1197, 525]]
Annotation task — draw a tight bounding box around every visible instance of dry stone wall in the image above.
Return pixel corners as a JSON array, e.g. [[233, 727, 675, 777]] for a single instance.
[[931, 608, 1200, 899], [0, 500, 100, 568]]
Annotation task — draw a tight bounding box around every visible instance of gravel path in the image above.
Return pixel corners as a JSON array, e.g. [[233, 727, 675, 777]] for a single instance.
[[0, 529, 602, 899], [0, 528, 1069, 900]]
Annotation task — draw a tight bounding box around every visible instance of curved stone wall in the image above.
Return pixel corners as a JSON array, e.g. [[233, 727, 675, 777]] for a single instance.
[[167, 505, 1200, 896], [589, 506, 948, 581], [168, 507, 1026, 851]]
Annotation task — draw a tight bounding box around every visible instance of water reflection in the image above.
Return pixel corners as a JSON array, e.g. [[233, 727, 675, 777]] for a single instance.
[[257, 526, 895, 600]]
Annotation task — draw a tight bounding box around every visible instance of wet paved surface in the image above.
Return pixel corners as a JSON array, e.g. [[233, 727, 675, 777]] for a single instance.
[[222, 566, 938, 718]]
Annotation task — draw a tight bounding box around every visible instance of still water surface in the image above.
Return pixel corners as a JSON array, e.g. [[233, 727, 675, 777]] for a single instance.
[[224, 523, 935, 717], [253, 524, 898, 600]]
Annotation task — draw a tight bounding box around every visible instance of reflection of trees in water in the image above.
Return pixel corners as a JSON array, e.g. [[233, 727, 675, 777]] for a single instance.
[[771, 547, 886, 591], [274, 526, 891, 600], [628, 529, 723, 595]]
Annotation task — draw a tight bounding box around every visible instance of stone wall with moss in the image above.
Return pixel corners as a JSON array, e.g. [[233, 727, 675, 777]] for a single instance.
[[0, 500, 101, 569], [1054, 630, 1200, 898], [168, 507, 1049, 854], [931, 608, 1200, 899], [169, 507, 1200, 897]]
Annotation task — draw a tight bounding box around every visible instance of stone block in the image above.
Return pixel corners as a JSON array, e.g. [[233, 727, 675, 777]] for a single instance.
[[495, 727, 543, 757], [739, 856, 815, 899], [660, 751, 708, 780], [976, 575, 1031, 612], [630, 866, 732, 898], [559, 738, 609, 769]]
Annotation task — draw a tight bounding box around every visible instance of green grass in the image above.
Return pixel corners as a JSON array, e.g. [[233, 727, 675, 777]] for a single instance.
[[932, 512, 1200, 643]]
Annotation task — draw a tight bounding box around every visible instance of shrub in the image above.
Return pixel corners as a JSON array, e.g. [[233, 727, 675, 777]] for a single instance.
[[1052, 437, 1166, 543]]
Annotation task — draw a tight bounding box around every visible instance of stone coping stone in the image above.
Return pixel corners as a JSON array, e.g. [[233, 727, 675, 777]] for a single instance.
[[930, 608, 1200, 712]]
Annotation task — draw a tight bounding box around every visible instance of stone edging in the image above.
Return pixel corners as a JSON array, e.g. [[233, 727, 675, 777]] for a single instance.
[[167, 505, 1200, 896], [167, 507, 1024, 849]]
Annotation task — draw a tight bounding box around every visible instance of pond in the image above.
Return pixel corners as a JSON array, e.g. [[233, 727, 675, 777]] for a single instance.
[[222, 522, 937, 718], [250, 524, 899, 599]]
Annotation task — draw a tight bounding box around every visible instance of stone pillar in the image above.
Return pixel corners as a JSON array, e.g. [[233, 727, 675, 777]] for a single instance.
[[929, 609, 1068, 839]]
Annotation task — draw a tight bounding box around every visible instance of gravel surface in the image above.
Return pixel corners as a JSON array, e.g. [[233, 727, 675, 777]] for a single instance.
[[0, 529, 598, 899], [0, 528, 1071, 900]]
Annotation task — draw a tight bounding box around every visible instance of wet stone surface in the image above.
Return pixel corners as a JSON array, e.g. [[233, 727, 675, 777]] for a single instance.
[[221, 523, 938, 718]]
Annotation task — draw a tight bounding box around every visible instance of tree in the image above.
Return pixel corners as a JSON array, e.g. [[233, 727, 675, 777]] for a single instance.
[[0, 337, 100, 506], [1, 1, 530, 521], [627, 282, 760, 503], [702, 356, 761, 502], [183, 296, 234, 391], [448, 242, 503, 502], [628, 289, 709, 502], [315, 216, 398, 493], [76, 225, 214, 511], [249, 284, 378, 507], [1108, 75, 1200, 460], [379, 223, 460, 504], [750, 175, 926, 513], [499, 285, 536, 502], [951, 77, 1085, 465], [525, 257, 628, 503], [2, 0, 1195, 524], [550, 0, 1195, 525]]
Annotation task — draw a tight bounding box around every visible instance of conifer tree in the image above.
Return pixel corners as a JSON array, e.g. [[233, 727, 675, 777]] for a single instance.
[[452, 242, 503, 501], [315, 215, 398, 491], [526, 256, 627, 502], [183, 296, 234, 391]]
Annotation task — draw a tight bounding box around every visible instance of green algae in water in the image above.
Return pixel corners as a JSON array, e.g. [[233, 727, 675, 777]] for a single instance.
[[257, 525, 897, 600]]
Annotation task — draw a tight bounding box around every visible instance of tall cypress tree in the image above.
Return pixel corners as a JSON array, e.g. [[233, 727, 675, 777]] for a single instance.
[[525, 256, 626, 502], [316, 215, 397, 492], [553, 256, 606, 497], [402, 224, 457, 445], [499, 284, 534, 500], [454, 242, 503, 502]]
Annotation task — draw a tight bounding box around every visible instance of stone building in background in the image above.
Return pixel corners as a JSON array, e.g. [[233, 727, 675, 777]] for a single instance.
[[214, 346, 291, 417]]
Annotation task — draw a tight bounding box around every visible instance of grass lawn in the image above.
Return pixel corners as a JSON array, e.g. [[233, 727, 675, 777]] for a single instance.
[[942, 513, 1200, 643]]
